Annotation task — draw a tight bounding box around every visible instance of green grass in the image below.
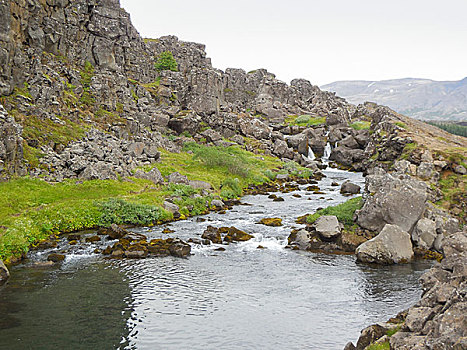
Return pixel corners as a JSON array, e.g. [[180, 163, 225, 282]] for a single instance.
[[367, 342, 389, 350], [285, 115, 326, 127], [395, 121, 407, 129], [0, 143, 290, 261], [400, 142, 417, 160], [306, 197, 363, 227], [349, 121, 371, 130]]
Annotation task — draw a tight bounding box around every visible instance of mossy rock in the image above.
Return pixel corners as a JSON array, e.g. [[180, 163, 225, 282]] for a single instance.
[[47, 253, 65, 263], [224, 227, 253, 242], [85, 235, 101, 243], [259, 218, 283, 227]]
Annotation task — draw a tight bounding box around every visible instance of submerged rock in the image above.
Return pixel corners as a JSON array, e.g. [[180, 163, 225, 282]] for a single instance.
[[356, 224, 413, 264], [258, 218, 283, 227], [0, 260, 9, 285]]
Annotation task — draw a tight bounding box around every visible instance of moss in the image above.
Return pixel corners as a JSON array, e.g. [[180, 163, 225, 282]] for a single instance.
[[79, 61, 95, 107], [400, 142, 417, 160], [367, 342, 390, 350], [285, 114, 326, 127], [349, 121, 371, 130], [395, 121, 407, 129]]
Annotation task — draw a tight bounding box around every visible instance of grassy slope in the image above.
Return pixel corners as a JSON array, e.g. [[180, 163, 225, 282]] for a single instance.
[[0, 143, 287, 261]]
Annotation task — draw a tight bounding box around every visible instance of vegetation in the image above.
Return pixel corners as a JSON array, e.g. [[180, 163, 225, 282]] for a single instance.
[[367, 342, 390, 350], [394, 121, 407, 129], [79, 61, 95, 106], [0, 143, 290, 261], [427, 121, 467, 138], [400, 142, 417, 160], [306, 197, 363, 227], [286, 114, 326, 127], [349, 121, 371, 130], [154, 51, 178, 72]]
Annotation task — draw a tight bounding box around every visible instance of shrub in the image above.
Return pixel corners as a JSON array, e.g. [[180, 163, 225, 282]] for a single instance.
[[220, 178, 242, 198], [98, 198, 163, 226], [154, 51, 178, 72]]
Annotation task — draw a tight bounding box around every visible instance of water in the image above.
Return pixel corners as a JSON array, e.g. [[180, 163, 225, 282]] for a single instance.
[[0, 168, 431, 350]]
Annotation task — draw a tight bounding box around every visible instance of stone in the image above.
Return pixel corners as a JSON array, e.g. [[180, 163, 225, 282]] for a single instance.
[[412, 218, 437, 250], [287, 229, 311, 250], [47, 253, 65, 263], [0, 260, 9, 285], [405, 307, 435, 332], [188, 180, 212, 190], [258, 218, 283, 227], [163, 201, 180, 214], [211, 199, 225, 209], [312, 215, 341, 240], [356, 224, 413, 264], [201, 226, 222, 244], [134, 167, 164, 184], [453, 164, 466, 175], [356, 173, 427, 233], [108, 224, 128, 240], [168, 239, 191, 258], [340, 181, 361, 194], [224, 227, 253, 242], [167, 172, 189, 185], [355, 323, 390, 350]]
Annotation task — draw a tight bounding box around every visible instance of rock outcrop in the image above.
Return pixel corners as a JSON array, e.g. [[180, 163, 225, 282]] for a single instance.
[[348, 231, 467, 349], [0, 259, 9, 285]]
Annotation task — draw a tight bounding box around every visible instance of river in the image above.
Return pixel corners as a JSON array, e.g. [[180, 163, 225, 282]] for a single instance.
[[0, 168, 431, 349]]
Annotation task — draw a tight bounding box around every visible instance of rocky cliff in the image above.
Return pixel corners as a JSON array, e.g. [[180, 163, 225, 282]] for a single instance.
[[0, 0, 353, 181]]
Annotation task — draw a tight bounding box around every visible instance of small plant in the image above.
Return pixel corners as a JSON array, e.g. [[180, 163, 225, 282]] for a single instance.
[[220, 178, 242, 198], [98, 198, 163, 226], [154, 51, 178, 72], [79, 61, 95, 106], [307, 197, 363, 226]]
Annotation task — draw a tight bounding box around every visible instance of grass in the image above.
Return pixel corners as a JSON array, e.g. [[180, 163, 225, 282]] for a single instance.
[[0, 143, 292, 261], [306, 197, 363, 227], [349, 121, 371, 130], [437, 172, 467, 222], [400, 142, 417, 160], [285, 115, 326, 127], [367, 342, 389, 350], [395, 121, 407, 129]]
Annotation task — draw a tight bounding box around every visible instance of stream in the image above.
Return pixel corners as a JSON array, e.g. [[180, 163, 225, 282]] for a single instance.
[[0, 167, 431, 350]]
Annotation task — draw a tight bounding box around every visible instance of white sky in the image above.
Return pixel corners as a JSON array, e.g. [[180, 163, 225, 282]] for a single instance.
[[120, 0, 467, 86]]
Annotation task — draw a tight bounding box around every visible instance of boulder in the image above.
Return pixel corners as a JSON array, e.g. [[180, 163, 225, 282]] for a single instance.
[[339, 135, 360, 149], [201, 226, 222, 244], [312, 215, 341, 240], [356, 224, 413, 264], [340, 181, 361, 194], [258, 218, 283, 227], [453, 164, 466, 175], [0, 260, 9, 285], [134, 167, 164, 184], [412, 218, 437, 250], [211, 199, 225, 209], [356, 173, 427, 233], [163, 201, 180, 214], [188, 180, 212, 190]]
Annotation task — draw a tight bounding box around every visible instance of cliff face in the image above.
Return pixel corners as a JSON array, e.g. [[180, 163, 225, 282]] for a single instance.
[[0, 0, 354, 180]]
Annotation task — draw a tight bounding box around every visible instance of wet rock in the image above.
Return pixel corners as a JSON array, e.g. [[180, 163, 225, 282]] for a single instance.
[[0, 260, 9, 285], [287, 229, 311, 250], [273, 197, 285, 202], [201, 226, 222, 244], [108, 224, 128, 240], [168, 239, 191, 258], [67, 234, 81, 241], [340, 181, 361, 194], [85, 236, 101, 243], [224, 227, 253, 242], [125, 244, 148, 259], [47, 254, 65, 263], [312, 215, 341, 240], [258, 218, 283, 227], [356, 224, 413, 264], [122, 232, 147, 242], [36, 239, 58, 249]]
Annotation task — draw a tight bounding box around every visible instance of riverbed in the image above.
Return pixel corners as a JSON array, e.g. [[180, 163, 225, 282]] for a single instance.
[[0, 168, 431, 349]]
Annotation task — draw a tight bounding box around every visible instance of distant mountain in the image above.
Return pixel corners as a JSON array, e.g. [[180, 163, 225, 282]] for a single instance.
[[322, 78, 467, 121]]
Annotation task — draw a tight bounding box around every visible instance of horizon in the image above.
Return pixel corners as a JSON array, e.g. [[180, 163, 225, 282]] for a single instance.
[[120, 0, 467, 86]]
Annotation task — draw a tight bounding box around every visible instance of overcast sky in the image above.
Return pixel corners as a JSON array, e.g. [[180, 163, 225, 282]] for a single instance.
[[120, 0, 467, 86]]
